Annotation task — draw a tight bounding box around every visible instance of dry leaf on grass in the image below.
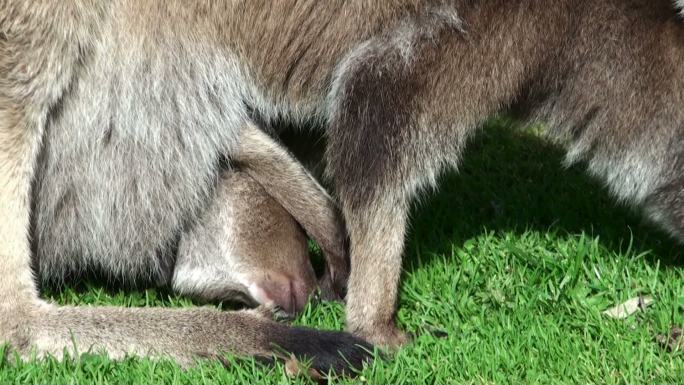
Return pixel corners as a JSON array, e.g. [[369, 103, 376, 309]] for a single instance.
[[656, 327, 684, 352], [602, 295, 653, 319], [284, 354, 325, 381]]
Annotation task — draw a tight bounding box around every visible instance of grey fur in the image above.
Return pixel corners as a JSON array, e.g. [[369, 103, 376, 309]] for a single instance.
[[31, 15, 245, 286], [0, 1, 367, 369], [322, 0, 684, 345], [3, 0, 684, 369]]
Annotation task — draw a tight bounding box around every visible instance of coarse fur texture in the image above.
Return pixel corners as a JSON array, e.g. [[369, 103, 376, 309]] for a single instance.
[[3, 0, 684, 371], [321, 0, 684, 345]]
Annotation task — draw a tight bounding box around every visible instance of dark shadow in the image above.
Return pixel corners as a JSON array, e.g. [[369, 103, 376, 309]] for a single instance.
[[39, 275, 252, 310], [403, 118, 683, 271]]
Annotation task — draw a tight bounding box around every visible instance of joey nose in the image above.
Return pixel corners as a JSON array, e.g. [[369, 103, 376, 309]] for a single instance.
[[248, 273, 313, 315]]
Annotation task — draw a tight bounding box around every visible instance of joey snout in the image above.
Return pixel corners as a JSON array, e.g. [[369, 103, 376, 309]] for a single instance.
[[248, 271, 315, 316]]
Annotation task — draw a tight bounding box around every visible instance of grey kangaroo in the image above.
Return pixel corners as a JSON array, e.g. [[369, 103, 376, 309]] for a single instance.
[[0, 0, 368, 369], [35, 163, 318, 316], [171, 169, 317, 315], [3, 0, 684, 370]]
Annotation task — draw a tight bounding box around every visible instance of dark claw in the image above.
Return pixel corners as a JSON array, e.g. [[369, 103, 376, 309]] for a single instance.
[[267, 325, 375, 376]]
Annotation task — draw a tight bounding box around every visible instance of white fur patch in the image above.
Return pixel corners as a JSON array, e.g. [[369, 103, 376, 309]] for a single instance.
[[675, 0, 684, 16], [584, 149, 663, 206]]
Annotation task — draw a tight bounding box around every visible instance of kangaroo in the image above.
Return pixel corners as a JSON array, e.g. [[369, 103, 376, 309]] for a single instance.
[[17, 115, 369, 372], [0, 0, 369, 368], [172, 169, 317, 315], [35, 162, 317, 316], [324, 0, 684, 345], [3, 0, 684, 368]]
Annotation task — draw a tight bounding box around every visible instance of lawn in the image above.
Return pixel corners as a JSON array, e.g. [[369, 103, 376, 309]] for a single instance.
[[2, 119, 683, 384]]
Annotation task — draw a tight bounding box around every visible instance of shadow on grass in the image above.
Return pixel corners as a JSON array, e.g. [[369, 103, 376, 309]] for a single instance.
[[404, 119, 683, 271]]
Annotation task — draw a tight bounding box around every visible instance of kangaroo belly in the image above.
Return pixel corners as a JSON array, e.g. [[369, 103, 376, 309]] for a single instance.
[[32, 18, 245, 286]]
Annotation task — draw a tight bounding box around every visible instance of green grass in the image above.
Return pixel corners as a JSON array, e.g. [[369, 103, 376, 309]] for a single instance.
[[3, 119, 684, 384]]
